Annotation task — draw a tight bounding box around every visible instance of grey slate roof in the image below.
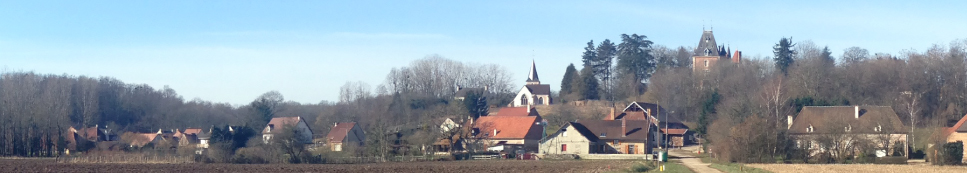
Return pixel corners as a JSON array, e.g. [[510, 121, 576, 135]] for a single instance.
[[527, 60, 540, 83], [572, 119, 652, 142], [524, 84, 551, 95]]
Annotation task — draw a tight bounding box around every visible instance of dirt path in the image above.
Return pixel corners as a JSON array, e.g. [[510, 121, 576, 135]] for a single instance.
[[668, 146, 722, 173]]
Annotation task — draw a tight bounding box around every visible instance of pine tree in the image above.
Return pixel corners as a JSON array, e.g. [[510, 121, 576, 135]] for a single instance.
[[580, 67, 600, 100], [616, 34, 655, 83], [581, 40, 597, 68], [594, 39, 617, 81], [820, 46, 835, 67], [560, 64, 579, 96], [773, 37, 796, 75]]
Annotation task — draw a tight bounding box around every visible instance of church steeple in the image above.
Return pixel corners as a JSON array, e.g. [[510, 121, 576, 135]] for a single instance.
[[526, 60, 540, 85]]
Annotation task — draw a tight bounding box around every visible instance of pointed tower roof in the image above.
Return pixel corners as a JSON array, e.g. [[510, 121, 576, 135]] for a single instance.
[[696, 30, 719, 56], [526, 60, 540, 84]]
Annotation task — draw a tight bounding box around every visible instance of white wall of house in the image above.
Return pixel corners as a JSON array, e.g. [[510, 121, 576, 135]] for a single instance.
[[540, 125, 591, 155]]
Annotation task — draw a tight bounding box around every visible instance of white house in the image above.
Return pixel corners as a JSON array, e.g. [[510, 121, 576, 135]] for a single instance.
[[262, 116, 314, 144]]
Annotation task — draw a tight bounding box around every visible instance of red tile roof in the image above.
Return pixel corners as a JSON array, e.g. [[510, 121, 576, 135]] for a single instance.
[[130, 133, 159, 147], [327, 122, 356, 143], [473, 116, 541, 140], [182, 128, 202, 135], [262, 117, 303, 134], [494, 107, 539, 117], [946, 114, 967, 137]]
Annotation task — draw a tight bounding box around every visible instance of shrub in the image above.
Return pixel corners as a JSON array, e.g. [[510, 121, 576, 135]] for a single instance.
[[629, 162, 655, 172], [875, 156, 907, 164], [942, 141, 964, 165]]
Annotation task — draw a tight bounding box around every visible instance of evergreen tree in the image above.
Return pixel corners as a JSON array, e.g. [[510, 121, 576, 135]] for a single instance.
[[773, 37, 796, 75], [594, 39, 617, 81], [560, 64, 579, 96], [616, 34, 655, 83], [463, 90, 488, 119], [581, 40, 597, 68], [580, 67, 600, 100], [820, 46, 834, 66]]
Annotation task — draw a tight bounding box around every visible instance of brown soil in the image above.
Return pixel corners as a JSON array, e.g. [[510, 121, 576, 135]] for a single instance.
[[0, 159, 640, 173], [746, 163, 967, 173]]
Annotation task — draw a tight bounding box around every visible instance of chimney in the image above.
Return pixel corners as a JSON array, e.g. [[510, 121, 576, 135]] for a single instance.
[[157, 129, 162, 134], [526, 104, 531, 113], [469, 116, 474, 125], [787, 115, 794, 129], [484, 86, 488, 91], [609, 107, 616, 120], [854, 106, 859, 119], [493, 129, 497, 137], [621, 118, 627, 137], [334, 122, 338, 127]]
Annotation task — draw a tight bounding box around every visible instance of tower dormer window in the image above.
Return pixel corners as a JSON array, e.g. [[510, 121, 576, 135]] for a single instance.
[[705, 48, 711, 56], [806, 125, 814, 133]]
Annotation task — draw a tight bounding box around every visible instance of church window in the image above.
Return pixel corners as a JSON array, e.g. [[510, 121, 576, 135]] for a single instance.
[[520, 95, 528, 105], [704, 60, 709, 67]]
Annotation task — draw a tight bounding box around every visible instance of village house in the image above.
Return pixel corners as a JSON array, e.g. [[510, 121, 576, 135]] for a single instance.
[[262, 116, 314, 144], [128, 130, 165, 148], [454, 86, 487, 101], [511, 61, 552, 107], [472, 114, 543, 154], [605, 102, 691, 148], [326, 122, 365, 152], [944, 113, 967, 162], [66, 125, 118, 152], [176, 128, 204, 147], [788, 106, 908, 157], [540, 118, 658, 155]]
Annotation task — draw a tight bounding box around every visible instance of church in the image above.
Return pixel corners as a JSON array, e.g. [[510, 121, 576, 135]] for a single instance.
[[511, 61, 552, 107], [692, 29, 742, 73]]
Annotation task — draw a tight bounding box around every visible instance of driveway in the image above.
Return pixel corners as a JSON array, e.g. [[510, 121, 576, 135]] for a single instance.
[[667, 146, 722, 173]]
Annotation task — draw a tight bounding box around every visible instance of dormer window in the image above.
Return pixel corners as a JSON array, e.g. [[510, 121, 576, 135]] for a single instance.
[[705, 48, 711, 56], [806, 125, 814, 133], [845, 124, 852, 132], [600, 133, 607, 137], [874, 124, 882, 132], [268, 124, 274, 132]]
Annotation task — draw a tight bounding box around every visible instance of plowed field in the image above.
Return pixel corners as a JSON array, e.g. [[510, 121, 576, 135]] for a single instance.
[[0, 159, 640, 173]]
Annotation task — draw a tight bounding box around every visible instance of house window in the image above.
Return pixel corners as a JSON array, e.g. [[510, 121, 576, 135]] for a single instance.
[[613, 140, 620, 145], [268, 124, 275, 132], [561, 144, 567, 151], [537, 97, 544, 104], [628, 145, 636, 154]]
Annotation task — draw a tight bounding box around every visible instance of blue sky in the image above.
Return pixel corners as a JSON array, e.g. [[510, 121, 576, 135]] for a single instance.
[[2, 1, 965, 105]]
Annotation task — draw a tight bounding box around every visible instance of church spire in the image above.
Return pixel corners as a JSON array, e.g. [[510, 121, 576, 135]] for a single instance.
[[526, 60, 540, 85]]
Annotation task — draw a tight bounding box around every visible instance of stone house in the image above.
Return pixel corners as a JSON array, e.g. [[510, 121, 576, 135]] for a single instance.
[[944, 113, 967, 162], [788, 106, 908, 157], [326, 122, 365, 152], [541, 118, 658, 155]]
